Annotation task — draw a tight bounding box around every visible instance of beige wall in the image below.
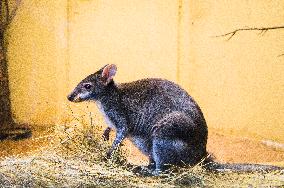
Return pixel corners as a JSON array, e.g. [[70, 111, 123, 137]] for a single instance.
[[7, 0, 67, 125], [7, 0, 284, 142], [183, 0, 284, 142]]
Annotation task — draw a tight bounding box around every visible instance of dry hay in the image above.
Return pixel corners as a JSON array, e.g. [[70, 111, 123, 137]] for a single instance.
[[0, 113, 283, 187]]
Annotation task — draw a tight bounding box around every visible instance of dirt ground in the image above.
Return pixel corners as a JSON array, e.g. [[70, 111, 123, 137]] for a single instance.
[[0, 126, 284, 167], [0, 126, 54, 158]]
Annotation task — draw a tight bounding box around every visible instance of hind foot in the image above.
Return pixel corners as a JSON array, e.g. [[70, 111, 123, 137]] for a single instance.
[[132, 165, 154, 176]]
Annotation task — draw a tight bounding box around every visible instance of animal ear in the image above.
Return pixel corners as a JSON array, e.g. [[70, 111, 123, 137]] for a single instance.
[[101, 64, 117, 85]]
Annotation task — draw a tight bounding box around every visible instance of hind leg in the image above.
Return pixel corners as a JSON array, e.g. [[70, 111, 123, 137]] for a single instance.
[[151, 112, 207, 174], [152, 138, 189, 174]]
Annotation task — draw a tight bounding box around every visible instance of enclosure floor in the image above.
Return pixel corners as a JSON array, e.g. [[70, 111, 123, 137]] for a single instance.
[[0, 126, 284, 167], [0, 126, 54, 158]]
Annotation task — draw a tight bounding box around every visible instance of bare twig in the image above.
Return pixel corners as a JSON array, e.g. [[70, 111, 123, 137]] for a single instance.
[[215, 25, 284, 40], [277, 53, 284, 57]]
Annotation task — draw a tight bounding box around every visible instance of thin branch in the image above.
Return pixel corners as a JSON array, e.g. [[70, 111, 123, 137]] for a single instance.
[[277, 53, 284, 57], [215, 25, 284, 40]]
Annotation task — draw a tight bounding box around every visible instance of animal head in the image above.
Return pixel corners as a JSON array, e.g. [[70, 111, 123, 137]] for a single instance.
[[67, 64, 117, 102]]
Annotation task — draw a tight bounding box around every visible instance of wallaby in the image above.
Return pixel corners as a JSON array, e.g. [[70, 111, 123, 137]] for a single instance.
[[67, 64, 282, 175]]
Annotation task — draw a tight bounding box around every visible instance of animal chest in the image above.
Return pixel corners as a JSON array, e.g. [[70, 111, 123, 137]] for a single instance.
[[96, 102, 116, 129]]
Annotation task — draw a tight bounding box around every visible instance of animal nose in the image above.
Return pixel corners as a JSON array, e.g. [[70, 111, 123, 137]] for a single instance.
[[67, 94, 74, 101]]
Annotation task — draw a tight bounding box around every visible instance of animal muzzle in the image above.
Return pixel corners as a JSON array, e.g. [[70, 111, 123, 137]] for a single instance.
[[67, 92, 82, 103]]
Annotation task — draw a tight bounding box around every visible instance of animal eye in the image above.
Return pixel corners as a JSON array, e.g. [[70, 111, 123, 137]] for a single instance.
[[84, 84, 92, 90]]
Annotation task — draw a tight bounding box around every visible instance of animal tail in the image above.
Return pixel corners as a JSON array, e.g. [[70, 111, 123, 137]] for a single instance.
[[202, 155, 283, 173]]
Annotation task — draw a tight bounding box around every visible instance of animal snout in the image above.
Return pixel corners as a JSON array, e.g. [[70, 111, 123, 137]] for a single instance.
[[67, 93, 75, 101], [67, 92, 82, 102]]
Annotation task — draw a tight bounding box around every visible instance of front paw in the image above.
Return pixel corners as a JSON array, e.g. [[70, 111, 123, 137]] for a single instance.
[[102, 127, 111, 141], [102, 134, 109, 141]]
